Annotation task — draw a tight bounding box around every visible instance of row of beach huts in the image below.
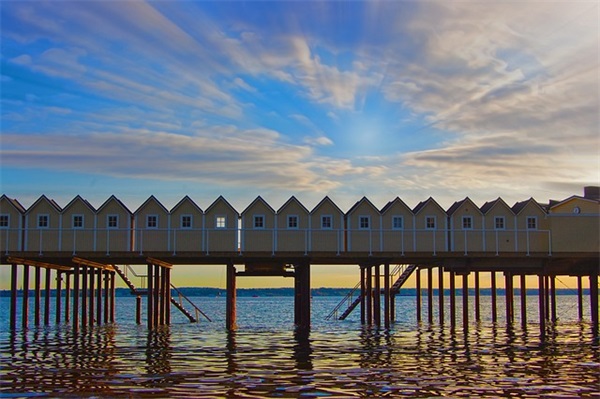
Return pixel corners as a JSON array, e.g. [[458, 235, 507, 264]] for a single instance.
[[1, 187, 598, 256]]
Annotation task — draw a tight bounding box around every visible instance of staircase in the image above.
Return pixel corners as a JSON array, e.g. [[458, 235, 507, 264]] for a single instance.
[[113, 264, 147, 295], [327, 264, 418, 321]]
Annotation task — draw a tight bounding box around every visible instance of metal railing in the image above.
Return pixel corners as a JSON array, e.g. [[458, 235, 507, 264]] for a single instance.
[[170, 284, 211, 322]]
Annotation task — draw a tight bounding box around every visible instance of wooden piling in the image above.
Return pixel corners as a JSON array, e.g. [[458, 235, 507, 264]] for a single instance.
[[474, 271, 480, 322], [462, 273, 469, 332], [360, 266, 366, 324], [22, 264, 29, 329], [384, 263, 390, 328], [374, 264, 381, 327], [415, 266, 421, 323], [88, 267, 95, 326], [147, 263, 154, 330], [110, 271, 116, 323], [104, 270, 110, 324], [550, 276, 557, 322], [544, 275, 550, 321], [96, 270, 102, 326], [577, 276, 583, 320], [520, 274, 527, 327], [73, 266, 80, 330], [34, 266, 41, 326], [10, 264, 18, 330], [590, 273, 598, 335], [166, 267, 171, 325], [505, 272, 513, 324], [438, 266, 444, 324], [153, 264, 160, 327], [136, 296, 142, 325], [81, 266, 88, 327], [226, 263, 236, 331], [65, 272, 71, 323], [491, 271, 497, 323], [44, 268, 51, 325], [427, 267, 433, 324], [56, 271, 62, 324], [538, 274, 546, 338], [366, 265, 373, 324], [449, 270, 456, 328]]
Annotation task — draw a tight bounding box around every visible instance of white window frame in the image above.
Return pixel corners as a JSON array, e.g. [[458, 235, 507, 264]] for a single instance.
[[72, 214, 84, 229], [107, 214, 119, 229], [287, 215, 298, 229], [146, 214, 158, 229], [359, 215, 370, 230], [38, 214, 49, 229], [425, 215, 436, 230], [321, 215, 332, 229], [216, 215, 226, 229], [0, 214, 9, 228], [494, 216, 505, 230], [181, 214, 192, 229], [462, 216, 473, 230], [253, 214, 265, 229], [392, 215, 403, 230], [526, 216, 537, 230]]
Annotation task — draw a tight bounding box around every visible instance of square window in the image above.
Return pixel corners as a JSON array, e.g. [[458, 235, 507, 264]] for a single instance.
[[462, 216, 473, 230], [38, 214, 49, 228], [107, 215, 118, 229], [321, 215, 332, 229], [216, 216, 226, 229], [392, 216, 403, 230], [0, 214, 9, 228], [253, 215, 264, 229], [526, 216, 537, 230], [287, 215, 298, 229], [425, 216, 436, 230], [146, 215, 158, 229], [494, 216, 505, 230], [181, 215, 192, 229], [73, 215, 84, 229], [359, 216, 370, 230]]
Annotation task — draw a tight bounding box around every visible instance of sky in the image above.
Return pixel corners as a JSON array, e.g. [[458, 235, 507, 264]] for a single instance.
[[1, 0, 598, 289]]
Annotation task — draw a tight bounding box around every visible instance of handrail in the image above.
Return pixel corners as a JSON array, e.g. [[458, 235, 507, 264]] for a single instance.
[[170, 283, 211, 322], [325, 280, 361, 320]]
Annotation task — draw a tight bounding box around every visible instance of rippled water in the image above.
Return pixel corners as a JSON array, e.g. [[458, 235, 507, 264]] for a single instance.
[[0, 295, 598, 398]]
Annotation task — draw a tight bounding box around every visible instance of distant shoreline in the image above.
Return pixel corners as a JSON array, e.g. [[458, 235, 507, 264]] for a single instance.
[[0, 287, 590, 298]]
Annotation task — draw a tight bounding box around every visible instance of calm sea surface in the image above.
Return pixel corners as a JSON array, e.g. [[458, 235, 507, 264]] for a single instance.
[[0, 295, 598, 398]]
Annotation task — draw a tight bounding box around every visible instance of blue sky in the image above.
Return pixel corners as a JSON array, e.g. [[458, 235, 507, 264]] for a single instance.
[[1, 0, 599, 211]]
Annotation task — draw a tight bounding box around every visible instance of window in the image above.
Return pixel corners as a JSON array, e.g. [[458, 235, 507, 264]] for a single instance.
[[107, 215, 118, 229], [38, 214, 49, 229], [321, 215, 332, 229], [181, 215, 192, 229], [526, 216, 537, 230], [425, 216, 436, 230], [359, 216, 370, 230], [0, 214, 9, 228], [146, 215, 158, 229], [253, 215, 264, 229], [392, 216, 403, 230], [462, 216, 473, 230], [216, 216, 226, 229], [494, 216, 505, 230], [72, 215, 84, 229], [287, 215, 298, 229]]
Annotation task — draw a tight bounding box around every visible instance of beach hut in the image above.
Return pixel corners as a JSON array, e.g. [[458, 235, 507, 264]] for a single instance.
[[134, 196, 170, 253], [241, 196, 276, 253], [170, 196, 204, 253], [24, 195, 62, 253], [547, 190, 599, 253], [61, 195, 96, 253], [511, 198, 550, 254], [0, 195, 26, 253], [276, 196, 310, 253], [412, 197, 447, 253], [346, 197, 381, 254], [480, 198, 517, 254], [95, 195, 133, 253], [446, 197, 484, 254], [309, 196, 345, 253], [204, 196, 238, 253], [380, 197, 415, 254]]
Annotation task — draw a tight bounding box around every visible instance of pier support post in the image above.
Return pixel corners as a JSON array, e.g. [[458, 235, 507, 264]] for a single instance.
[[474, 271, 480, 322], [110, 271, 116, 323], [153, 264, 160, 327], [520, 274, 527, 328], [428, 267, 433, 324], [384, 263, 390, 328], [491, 272, 497, 323], [544, 275, 550, 321], [462, 273, 469, 332], [73, 266, 80, 330], [104, 270, 110, 324], [226, 263, 236, 331], [505, 272, 514, 324], [294, 262, 311, 331], [136, 296, 142, 325], [360, 266, 366, 324], [65, 272, 71, 323], [89, 267, 95, 326], [34, 266, 41, 326], [56, 271, 62, 324], [81, 266, 88, 327], [44, 268, 51, 325], [577, 276, 583, 320], [147, 263, 154, 330], [374, 264, 381, 327], [449, 270, 456, 328], [166, 267, 171, 325], [415, 266, 421, 323], [550, 276, 557, 323], [438, 266, 444, 324], [538, 274, 546, 338], [159, 265, 166, 326], [366, 265, 373, 324], [590, 272, 598, 335], [10, 264, 17, 330], [96, 270, 102, 326], [22, 264, 29, 330]]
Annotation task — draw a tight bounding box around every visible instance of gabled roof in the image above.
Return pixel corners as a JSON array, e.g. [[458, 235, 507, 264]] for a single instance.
[[134, 195, 169, 215], [412, 197, 446, 215], [511, 198, 546, 215], [346, 196, 380, 216], [241, 195, 276, 215], [446, 197, 482, 216], [170, 195, 203, 214], [380, 197, 413, 215], [480, 197, 513, 215], [25, 194, 62, 214], [0, 194, 26, 213], [62, 195, 96, 214], [549, 195, 600, 210], [310, 196, 344, 215], [97, 195, 133, 215], [277, 196, 309, 215], [205, 195, 239, 215]]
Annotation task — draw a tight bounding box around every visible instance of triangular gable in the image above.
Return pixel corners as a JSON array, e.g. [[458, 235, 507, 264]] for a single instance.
[[310, 196, 344, 215], [380, 197, 413, 215], [549, 195, 599, 211], [446, 197, 482, 216], [346, 196, 379, 217], [511, 198, 546, 216], [277, 196, 309, 215], [97, 195, 132, 215], [25, 194, 62, 214], [480, 197, 514, 215], [0, 194, 26, 213], [205, 195, 239, 216], [134, 195, 169, 215], [170, 195, 203, 214], [412, 197, 446, 215], [241, 195, 276, 216], [62, 195, 96, 214]]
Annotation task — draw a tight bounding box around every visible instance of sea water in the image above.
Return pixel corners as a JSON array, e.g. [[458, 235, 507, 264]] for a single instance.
[[0, 295, 598, 398]]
